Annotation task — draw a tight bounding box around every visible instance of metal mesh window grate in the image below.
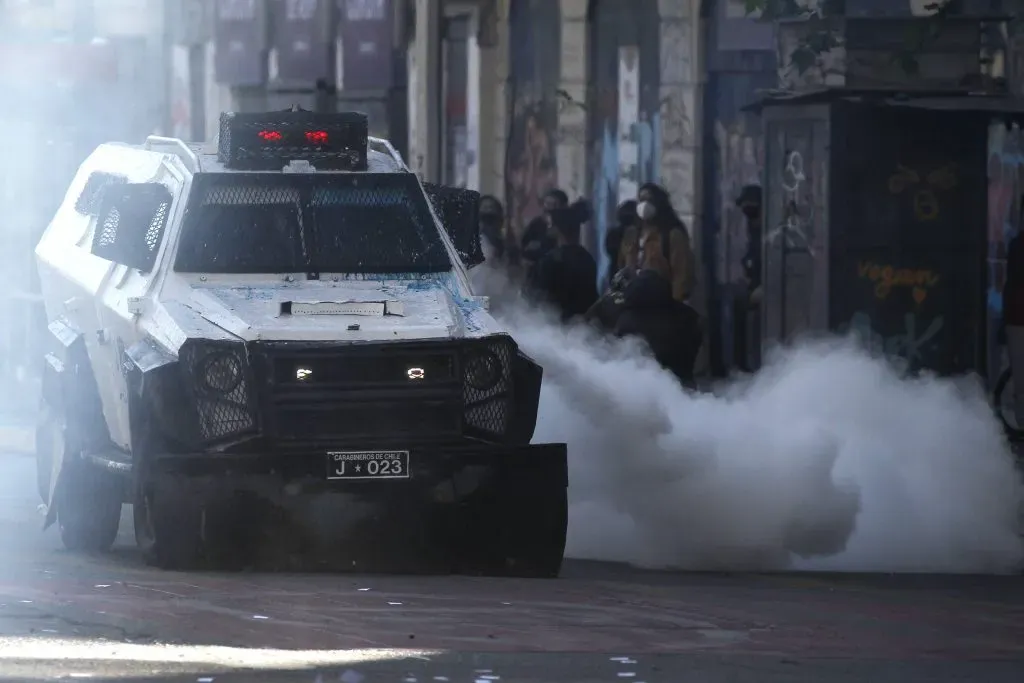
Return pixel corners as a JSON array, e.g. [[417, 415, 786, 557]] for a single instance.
[[310, 184, 449, 272], [180, 343, 256, 442], [174, 173, 451, 274], [90, 183, 173, 271], [145, 200, 170, 252], [177, 184, 307, 272], [95, 206, 121, 248], [75, 172, 127, 216]]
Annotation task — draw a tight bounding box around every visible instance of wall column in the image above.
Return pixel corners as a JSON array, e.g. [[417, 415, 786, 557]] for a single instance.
[[557, 0, 589, 200], [657, 0, 704, 300], [408, 0, 442, 180], [489, 0, 511, 207], [469, 1, 504, 197]]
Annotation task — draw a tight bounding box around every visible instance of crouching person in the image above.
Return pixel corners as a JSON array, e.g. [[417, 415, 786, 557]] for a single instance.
[[614, 269, 702, 388]]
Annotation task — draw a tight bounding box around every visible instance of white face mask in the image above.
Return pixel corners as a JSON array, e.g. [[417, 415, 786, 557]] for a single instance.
[[637, 200, 656, 221]]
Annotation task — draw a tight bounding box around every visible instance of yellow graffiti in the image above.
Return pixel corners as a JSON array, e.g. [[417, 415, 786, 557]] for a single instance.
[[887, 163, 958, 222], [858, 261, 940, 303]]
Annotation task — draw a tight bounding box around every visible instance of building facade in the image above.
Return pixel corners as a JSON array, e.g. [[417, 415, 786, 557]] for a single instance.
[[407, 0, 706, 295], [166, 0, 408, 153]]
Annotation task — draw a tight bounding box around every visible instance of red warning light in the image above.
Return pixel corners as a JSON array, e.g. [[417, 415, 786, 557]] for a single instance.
[[258, 130, 282, 142], [305, 130, 329, 144]]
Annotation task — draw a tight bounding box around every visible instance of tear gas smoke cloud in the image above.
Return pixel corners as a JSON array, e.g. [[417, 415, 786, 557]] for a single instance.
[[479, 265, 1024, 573]]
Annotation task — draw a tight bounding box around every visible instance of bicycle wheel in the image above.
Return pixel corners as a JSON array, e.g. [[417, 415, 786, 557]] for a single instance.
[[993, 367, 1024, 440]]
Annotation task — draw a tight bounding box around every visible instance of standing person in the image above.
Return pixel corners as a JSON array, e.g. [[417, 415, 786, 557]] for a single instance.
[[618, 183, 695, 303], [734, 184, 763, 372], [520, 188, 570, 266], [1003, 220, 1024, 428], [478, 195, 506, 262], [604, 200, 637, 287], [524, 199, 598, 322]]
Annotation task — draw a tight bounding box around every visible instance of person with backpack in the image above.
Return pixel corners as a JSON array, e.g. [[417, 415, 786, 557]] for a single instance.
[[617, 183, 695, 303]]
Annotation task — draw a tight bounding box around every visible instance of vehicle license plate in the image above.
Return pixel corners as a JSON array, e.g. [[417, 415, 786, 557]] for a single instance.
[[327, 450, 410, 479]]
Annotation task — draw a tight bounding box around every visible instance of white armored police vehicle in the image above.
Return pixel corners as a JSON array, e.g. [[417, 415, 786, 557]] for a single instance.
[[34, 109, 568, 576]]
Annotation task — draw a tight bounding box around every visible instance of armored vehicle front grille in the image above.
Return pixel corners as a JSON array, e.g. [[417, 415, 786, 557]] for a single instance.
[[276, 400, 461, 439], [251, 342, 464, 441], [269, 350, 456, 387]]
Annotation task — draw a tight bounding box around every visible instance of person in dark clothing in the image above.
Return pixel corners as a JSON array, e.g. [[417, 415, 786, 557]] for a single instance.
[[520, 188, 571, 266], [614, 269, 702, 388], [478, 194, 506, 261], [734, 184, 763, 372], [525, 200, 599, 322], [1003, 219, 1024, 427], [519, 215, 556, 264], [737, 184, 763, 292], [604, 199, 637, 280]]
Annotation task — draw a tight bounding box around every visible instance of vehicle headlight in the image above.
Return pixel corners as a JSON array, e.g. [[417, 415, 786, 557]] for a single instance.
[[199, 351, 243, 393], [464, 350, 502, 391]]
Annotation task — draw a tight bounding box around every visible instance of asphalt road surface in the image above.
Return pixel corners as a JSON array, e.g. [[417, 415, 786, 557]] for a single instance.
[[0, 454, 1022, 683]]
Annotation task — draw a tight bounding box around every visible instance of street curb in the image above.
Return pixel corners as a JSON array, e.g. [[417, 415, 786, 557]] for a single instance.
[[0, 424, 35, 454]]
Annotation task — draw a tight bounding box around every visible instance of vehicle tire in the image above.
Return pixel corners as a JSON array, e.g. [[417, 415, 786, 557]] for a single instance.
[[134, 478, 204, 570], [56, 457, 123, 553], [35, 405, 56, 504], [459, 484, 568, 579], [499, 490, 568, 579]]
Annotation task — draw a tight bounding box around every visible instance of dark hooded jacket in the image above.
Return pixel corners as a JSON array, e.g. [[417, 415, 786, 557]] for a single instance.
[[525, 201, 598, 322], [614, 269, 702, 386]]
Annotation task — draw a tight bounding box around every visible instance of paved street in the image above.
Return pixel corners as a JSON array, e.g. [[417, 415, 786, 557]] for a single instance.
[[0, 453, 1022, 682]]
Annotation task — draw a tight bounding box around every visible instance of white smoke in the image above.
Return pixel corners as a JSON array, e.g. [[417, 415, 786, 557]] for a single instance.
[[487, 271, 1024, 574]]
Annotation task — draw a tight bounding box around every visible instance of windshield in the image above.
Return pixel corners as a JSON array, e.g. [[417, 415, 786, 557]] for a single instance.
[[173, 173, 451, 274]]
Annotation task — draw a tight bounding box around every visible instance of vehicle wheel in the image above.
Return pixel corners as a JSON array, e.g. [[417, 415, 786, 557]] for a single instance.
[[35, 406, 56, 504], [499, 490, 568, 578], [134, 478, 204, 570], [458, 485, 568, 579], [56, 457, 123, 553]]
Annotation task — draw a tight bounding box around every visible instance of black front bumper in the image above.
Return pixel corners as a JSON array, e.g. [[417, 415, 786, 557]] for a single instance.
[[142, 441, 569, 573], [147, 440, 567, 499]]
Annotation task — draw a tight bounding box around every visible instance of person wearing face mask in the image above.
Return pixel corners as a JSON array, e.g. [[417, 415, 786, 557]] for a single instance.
[[734, 185, 762, 371], [617, 183, 695, 303]]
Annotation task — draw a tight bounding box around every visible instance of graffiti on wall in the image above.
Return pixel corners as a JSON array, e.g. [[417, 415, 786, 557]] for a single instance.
[[766, 149, 815, 255], [887, 163, 958, 222], [845, 311, 945, 367], [506, 0, 560, 243], [507, 97, 559, 235], [842, 258, 946, 370], [591, 59, 664, 285], [858, 261, 940, 302]]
